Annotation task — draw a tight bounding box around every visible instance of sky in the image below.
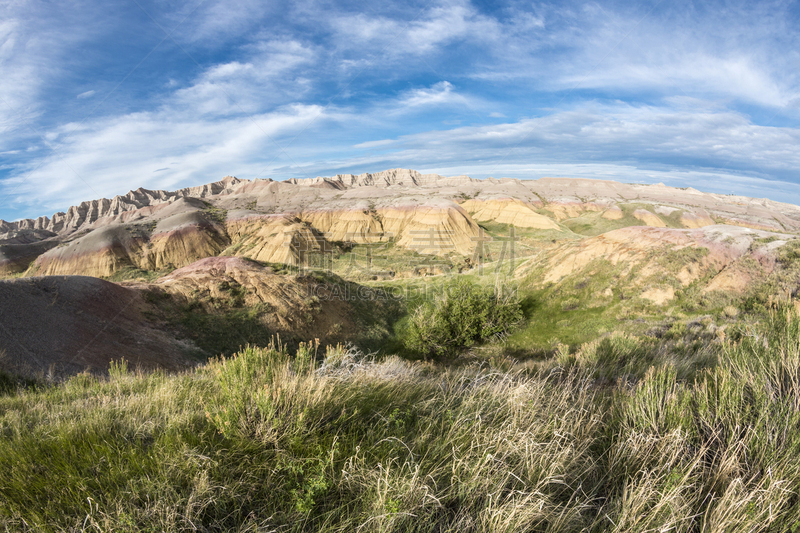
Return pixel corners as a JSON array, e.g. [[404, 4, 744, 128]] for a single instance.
[[1, 0, 800, 221]]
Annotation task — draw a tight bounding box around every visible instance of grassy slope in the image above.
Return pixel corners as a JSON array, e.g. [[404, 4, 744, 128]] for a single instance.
[[6, 208, 800, 530], [3, 312, 800, 531]]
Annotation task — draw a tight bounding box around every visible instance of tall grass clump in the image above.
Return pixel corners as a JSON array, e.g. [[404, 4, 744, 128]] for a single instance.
[[405, 277, 522, 359], [597, 306, 800, 531]]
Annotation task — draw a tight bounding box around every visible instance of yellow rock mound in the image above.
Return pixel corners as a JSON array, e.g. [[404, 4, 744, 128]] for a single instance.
[[141, 212, 229, 270], [601, 206, 624, 220], [460, 198, 560, 230], [377, 203, 482, 255], [632, 209, 667, 227], [300, 209, 384, 242], [679, 210, 715, 228], [226, 214, 330, 266], [31, 225, 147, 277]]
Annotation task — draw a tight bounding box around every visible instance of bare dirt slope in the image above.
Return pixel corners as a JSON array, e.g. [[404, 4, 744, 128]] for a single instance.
[[0, 276, 198, 378], [528, 224, 797, 306], [145, 256, 365, 346], [0, 257, 394, 379]]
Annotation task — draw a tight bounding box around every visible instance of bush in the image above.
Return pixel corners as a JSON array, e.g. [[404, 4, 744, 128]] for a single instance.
[[404, 278, 522, 359]]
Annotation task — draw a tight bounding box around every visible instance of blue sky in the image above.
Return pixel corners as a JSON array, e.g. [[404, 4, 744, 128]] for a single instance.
[[1, 0, 800, 221]]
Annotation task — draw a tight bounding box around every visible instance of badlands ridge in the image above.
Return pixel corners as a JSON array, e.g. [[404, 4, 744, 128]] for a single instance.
[[3, 168, 798, 278]]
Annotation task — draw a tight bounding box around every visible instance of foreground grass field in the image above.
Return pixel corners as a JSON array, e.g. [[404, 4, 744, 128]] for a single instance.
[[3, 310, 800, 531]]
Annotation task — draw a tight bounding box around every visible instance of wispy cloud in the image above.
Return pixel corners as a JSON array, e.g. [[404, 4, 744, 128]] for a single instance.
[[1, 0, 800, 220], [3, 103, 339, 214]]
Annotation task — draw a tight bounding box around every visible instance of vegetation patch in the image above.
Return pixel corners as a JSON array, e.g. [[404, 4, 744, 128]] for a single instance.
[[5, 310, 800, 530], [105, 265, 173, 282], [202, 201, 228, 225], [403, 278, 522, 359]]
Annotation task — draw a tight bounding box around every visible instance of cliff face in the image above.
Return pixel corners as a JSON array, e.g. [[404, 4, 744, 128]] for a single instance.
[[377, 203, 482, 256], [288, 168, 478, 189]]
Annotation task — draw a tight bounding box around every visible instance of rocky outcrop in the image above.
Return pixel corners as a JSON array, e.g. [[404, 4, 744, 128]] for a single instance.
[[30, 225, 147, 277], [1, 176, 243, 237], [377, 202, 482, 255], [290, 168, 478, 189], [460, 198, 560, 230], [601, 206, 625, 220], [679, 210, 715, 228], [29, 203, 230, 277], [300, 209, 385, 242], [5, 169, 800, 281], [225, 213, 331, 266], [142, 212, 229, 271], [544, 201, 602, 221]]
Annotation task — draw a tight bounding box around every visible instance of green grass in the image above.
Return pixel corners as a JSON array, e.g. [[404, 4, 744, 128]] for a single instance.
[[562, 203, 685, 237], [5, 310, 800, 530]]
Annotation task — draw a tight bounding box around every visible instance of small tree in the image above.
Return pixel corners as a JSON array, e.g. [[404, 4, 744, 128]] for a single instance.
[[405, 278, 522, 359]]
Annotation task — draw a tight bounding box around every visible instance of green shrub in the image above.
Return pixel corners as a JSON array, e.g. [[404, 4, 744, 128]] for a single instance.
[[205, 343, 289, 438], [404, 278, 522, 359]]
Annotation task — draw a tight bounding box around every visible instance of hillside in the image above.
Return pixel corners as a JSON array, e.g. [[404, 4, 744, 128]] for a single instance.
[[3, 169, 800, 378]]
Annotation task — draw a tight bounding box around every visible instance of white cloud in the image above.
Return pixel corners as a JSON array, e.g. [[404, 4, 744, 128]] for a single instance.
[[397, 81, 455, 108], [3, 103, 339, 213], [464, 2, 800, 109], [170, 40, 317, 116], [327, 0, 502, 60], [0, 1, 120, 151], [315, 102, 800, 189], [4, 0, 800, 219]]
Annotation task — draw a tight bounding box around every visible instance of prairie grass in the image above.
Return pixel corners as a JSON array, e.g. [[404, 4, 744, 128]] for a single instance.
[[4, 310, 800, 531]]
